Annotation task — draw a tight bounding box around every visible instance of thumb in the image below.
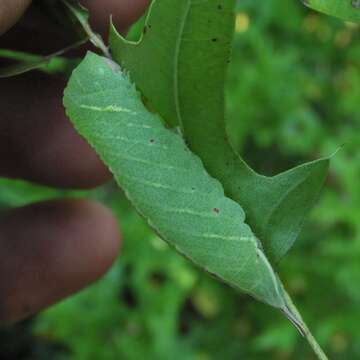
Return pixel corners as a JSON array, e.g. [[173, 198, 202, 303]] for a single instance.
[[0, 0, 32, 36]]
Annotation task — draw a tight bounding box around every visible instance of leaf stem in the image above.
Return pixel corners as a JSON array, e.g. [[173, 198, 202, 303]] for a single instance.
[[62, 0, 112, 59], [81, 23, 112, 59], [282, 288, 328, 360]]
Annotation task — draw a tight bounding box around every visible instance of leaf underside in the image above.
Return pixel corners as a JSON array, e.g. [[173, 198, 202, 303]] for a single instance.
[[303, 0, 360, 23], [109, 0, 329, 262], [64, 52, 288, 310]]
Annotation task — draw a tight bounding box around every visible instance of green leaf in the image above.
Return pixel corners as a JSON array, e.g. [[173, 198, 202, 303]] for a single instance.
[[302, 0, 360, 23], [109, 0, 329, 261], [64, 52, 288, 310]]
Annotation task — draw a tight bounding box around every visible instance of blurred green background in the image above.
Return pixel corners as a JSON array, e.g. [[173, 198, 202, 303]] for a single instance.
[[0, 0, 359, 359]]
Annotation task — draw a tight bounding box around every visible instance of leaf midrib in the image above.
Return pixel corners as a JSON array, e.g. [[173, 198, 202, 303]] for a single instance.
[[173, 0, 191, 128]]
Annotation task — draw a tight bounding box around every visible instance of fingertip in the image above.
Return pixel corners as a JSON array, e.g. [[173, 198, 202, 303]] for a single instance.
[[72, 199, 122, 273], [0, 199, 121, 324], [0, 72, 112, 189], [0, 0, 32, 35]]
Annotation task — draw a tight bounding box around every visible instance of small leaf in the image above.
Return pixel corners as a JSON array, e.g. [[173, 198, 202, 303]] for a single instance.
[[0, 58, 50, 78], [109, 0, 329, 261], [0, 0, 111, 78], [0, 41, 84, 78], [302, 0, 360, 23], [64, 52, 289, 310]]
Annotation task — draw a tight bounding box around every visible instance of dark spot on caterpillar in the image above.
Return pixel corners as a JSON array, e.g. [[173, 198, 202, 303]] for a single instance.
[[150, 139, 155, 143], [212, 38, 218, 42], [213, 208, 220, 214], [217, 4, 223, 10]]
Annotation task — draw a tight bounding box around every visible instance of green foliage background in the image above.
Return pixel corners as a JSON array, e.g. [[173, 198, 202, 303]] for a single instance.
[[1, 0, 359, 358]]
